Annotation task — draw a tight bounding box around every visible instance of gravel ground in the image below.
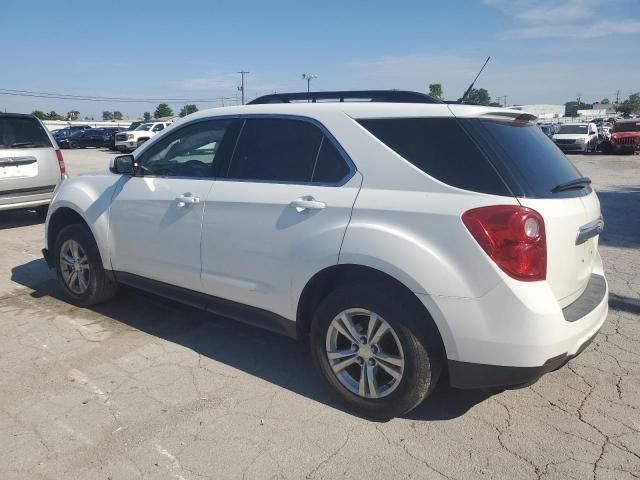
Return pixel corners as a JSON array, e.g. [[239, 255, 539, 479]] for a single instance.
[[0, 149, 638, 479]]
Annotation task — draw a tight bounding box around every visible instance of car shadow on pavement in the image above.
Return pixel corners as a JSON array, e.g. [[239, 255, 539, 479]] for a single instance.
[[0, 210, 44, 230], [597, 187, 640, 250], [11, 259, 494, 422]]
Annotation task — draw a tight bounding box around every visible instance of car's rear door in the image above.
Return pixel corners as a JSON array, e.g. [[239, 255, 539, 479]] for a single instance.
[[458, 112, 602, 307], [108, 118, 235, 291], [200, 116, 361, 320]]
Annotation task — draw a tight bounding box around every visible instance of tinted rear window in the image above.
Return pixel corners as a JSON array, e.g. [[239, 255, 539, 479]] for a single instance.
[[358, 117, 509, 195], [461, 119, 586, 198], [0, 117, 52, 149]]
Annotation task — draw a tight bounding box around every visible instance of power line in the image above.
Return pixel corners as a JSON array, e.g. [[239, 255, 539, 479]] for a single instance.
[[0, 88, 233, 104]]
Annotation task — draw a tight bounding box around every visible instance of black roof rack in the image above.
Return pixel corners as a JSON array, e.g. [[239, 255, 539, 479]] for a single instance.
[[248, 90, 442, 105]]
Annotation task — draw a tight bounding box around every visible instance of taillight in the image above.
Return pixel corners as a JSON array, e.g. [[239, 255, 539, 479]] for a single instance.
[[55, 149, 66, 175], [462, 205, 546, 282]]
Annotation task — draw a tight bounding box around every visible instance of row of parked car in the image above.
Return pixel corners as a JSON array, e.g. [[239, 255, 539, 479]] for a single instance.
[[51, 120, 172, 152], [538, 119, 640, 154]]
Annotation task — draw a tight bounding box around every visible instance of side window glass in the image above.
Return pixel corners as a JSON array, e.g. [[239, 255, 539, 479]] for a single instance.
[[311, 138, 350, 183], [139, 120, 231, 178], [152, 124, 164, 132], [227, 118, 322, 183]]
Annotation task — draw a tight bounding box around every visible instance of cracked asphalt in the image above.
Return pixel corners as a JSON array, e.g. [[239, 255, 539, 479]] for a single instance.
[[1, 149, 639, 479]]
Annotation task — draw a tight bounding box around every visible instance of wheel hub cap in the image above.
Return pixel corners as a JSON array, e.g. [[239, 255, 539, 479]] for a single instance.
[[59, 239, 90, 295], [325, 308, 405, 399]]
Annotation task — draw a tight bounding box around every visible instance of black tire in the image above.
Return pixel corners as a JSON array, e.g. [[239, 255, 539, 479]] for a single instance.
[[69, 141, 78, 149], [54, 224, 117, 307], [310, 283, 442, 419], [35, 205, 49, 219]]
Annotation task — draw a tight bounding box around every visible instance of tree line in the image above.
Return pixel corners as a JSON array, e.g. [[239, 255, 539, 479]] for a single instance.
[[30, 103, 200, 122]]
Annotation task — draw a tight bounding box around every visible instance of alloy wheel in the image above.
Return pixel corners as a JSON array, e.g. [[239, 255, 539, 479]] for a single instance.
[[59, 239, 90, 294], [325, 308, 405, 399]]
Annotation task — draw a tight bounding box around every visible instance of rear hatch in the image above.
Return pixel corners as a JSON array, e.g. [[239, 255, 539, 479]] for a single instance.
[[451, 106, 602, 306], [0, 115, 59, 195]]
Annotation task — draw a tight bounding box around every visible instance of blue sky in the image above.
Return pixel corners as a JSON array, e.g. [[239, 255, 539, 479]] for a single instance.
[[2, 0, 639, 119]]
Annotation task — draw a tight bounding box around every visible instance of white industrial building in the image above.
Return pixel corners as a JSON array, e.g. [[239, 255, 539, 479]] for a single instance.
[[507, 104, 565, 120]]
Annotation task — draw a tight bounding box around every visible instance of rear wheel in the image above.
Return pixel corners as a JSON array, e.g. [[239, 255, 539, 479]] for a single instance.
[[54, 224, 117, 307], [310, 283, 442, 419]]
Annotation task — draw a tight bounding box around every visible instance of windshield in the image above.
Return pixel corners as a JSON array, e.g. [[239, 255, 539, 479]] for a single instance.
[[612, 122, 640, 133], [558, 125, 588, 134], [0, 117, 52, 149], [135, 123, 153, 131]]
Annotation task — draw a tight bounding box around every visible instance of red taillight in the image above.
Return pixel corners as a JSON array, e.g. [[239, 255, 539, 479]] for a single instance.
[[462, 205, 546, 282], [55, 149, 66, 175]]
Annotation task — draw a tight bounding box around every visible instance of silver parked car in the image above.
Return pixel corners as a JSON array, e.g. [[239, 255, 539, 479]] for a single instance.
[[0, 113, 67, 216]]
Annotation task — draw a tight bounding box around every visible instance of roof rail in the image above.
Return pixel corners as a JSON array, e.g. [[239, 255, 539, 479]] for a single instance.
[[248, 90, 442, 105]]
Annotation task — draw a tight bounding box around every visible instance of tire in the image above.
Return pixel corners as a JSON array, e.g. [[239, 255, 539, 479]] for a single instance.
[[69, 141, 78, 149], [54, 224, 117, 307], [310, 283, 442, 419]]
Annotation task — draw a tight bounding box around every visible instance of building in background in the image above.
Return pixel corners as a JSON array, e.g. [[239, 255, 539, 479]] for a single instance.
[[507, 104, 565, 120]]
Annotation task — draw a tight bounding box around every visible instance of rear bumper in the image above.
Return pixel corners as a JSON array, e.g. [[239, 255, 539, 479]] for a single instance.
[[0, 185, 56, 211], [417, 257, 608, 389]]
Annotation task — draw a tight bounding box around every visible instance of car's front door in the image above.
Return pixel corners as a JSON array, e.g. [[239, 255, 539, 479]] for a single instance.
[[109, 119, 234, 291], [200, 117, 361, 320]]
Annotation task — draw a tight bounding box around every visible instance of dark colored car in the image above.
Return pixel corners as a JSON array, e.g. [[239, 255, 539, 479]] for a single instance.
[[57, 128, 107, 149], [102, 127, 126, 150], [52, 126, 91, 145]]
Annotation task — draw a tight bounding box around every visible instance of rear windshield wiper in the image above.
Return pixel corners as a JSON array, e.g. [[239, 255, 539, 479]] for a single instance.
[[551, 177, 592, 193]]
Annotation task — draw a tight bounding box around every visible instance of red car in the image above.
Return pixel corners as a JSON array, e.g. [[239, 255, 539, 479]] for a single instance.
[[610, 119, 640, 154]]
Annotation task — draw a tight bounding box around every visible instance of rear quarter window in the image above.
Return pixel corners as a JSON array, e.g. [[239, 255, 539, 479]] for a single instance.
[[0, 116, 52, 149], [357, 117, 510, 196]]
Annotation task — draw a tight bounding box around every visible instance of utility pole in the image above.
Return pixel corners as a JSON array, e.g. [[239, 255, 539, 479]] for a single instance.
[[615, 89, 620, 113], [302, 73, 317, 93], [237, 70, 249, 105]]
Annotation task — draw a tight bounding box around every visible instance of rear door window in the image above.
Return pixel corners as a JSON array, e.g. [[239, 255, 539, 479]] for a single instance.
[[227, 118, 351, 184], [461, 119, 587, 198], [358, 117, 509, 195], [0, 116, 52, 149]]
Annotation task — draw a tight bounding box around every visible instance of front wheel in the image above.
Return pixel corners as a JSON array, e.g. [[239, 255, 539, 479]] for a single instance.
[[310, 284, 442, 419], [54, 224, 117, 307]]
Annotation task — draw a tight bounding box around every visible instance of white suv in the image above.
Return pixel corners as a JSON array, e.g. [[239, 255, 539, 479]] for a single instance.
[[114, 121, 171, 152], [43, 91, 608, 418]]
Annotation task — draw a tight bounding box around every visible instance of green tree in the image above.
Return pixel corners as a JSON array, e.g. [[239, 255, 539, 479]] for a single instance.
[[143, 112, 152, 121], [113, 111, 123, 120], [619, 93, 640, 114], [428, 83, 443, 99], [45, 111, 63, 120], [31, 110, 46, 119], [600, 98, 610, 104], [179, 104, 198, 117], [102, 111, 114, 121], [459, 88, 492, 105], [67, 110, 80, 121], [154, 103, 173, 118]]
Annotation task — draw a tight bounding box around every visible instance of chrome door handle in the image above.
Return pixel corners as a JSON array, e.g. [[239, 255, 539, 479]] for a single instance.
[[290, 197, 326, 213], [175, 194, 200, 207]]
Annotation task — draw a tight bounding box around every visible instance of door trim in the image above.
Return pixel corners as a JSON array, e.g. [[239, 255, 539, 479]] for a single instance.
[[114, 271, 299, 339]]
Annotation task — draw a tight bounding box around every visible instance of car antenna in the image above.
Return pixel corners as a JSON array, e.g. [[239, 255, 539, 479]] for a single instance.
[[460, 56, 491, 104]]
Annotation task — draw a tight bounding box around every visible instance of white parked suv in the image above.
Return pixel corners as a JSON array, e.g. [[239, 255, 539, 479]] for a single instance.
[[43, 91, 608, 418], [114, 121, 171, 152]]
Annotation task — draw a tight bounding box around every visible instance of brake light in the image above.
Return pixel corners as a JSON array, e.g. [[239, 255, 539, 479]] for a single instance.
[[55, 149, 66, 175], [462, 205, 546, 281]]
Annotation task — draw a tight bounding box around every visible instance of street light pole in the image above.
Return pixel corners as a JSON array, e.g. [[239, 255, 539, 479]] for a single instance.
[[237, 70, 249, 105], [302, 73, 317, 93]]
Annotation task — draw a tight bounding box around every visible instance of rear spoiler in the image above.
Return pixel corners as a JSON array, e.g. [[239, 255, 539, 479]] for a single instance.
[[447, 105, 538, 123]]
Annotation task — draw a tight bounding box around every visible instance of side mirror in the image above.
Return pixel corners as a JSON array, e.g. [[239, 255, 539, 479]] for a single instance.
[[110, 155, 135, 175]]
